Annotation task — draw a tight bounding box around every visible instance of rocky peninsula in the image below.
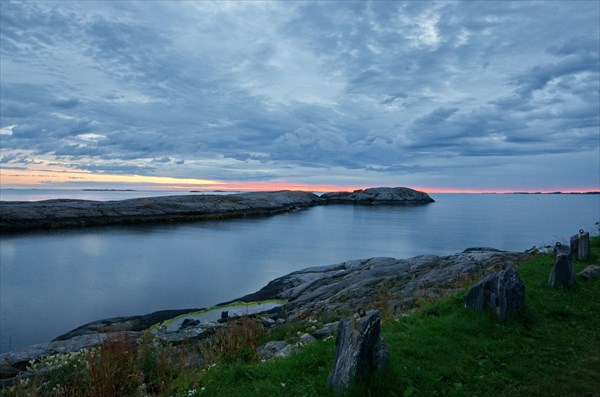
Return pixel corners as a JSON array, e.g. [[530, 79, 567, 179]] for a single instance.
[[0, 245, 534, 381], [0, 187, 433, 233]]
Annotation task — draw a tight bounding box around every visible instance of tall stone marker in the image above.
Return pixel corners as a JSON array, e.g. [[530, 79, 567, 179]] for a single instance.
[[578, 230, 590, 260], [569, 235, 579, 257], [464, 266, 525, 319], [549, 253, 575, 288], [327, 310, 388, 390], [569, 230, 590, 261]]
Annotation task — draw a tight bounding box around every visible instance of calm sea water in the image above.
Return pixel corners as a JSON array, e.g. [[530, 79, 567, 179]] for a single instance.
[[1, 191, 598, 352]]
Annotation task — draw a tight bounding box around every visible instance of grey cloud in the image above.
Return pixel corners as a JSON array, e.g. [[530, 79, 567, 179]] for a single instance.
[[547, 37, 598, 57], [51, 98, 81, 108], [74, 163, 156, 176], [1, 0, 598, 190], [512, 55, 599, 98], [152, 156, 172, 163], [0, 153, 37, 164], [224, 153, 269, 163]]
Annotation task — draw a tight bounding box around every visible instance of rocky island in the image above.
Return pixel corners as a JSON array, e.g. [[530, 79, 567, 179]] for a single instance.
[[0, 187, 433, 233]]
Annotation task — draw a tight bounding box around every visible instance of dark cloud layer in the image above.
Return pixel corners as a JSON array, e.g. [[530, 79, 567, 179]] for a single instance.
[[1, 0, 598, 190]]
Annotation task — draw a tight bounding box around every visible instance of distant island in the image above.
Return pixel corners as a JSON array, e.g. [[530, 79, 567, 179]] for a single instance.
[[189, 190, 230, 193], [81, 189, 137, 192], [507, 191, 599, 195]]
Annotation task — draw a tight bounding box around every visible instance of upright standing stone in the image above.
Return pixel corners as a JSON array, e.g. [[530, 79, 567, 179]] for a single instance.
[[327, 310, 388, 390], [549, 253, 574, 288], [569, 234, 579, 258], [464, 266, 525, 319], [577, 230, 590, 261]]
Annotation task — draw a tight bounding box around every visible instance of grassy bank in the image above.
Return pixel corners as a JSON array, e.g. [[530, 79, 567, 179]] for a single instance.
[[4, 237, 599, 397]]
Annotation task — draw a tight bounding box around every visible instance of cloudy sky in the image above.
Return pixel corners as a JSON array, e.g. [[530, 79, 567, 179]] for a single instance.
[[1, 1, 598, 192]]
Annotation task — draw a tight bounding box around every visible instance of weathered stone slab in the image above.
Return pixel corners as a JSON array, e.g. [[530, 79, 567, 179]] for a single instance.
[[577, 230, 590, 260], [569, 234, 580, 257], [549, 253, 575, 288], [327, 310, 388, 389], [464, 266, 525, 319], [570, 230, 591, 260]]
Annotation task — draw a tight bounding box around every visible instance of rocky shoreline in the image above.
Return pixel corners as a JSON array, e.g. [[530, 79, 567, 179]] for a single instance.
[[0, 245, 535, 381], [0, 187, 433, 233]]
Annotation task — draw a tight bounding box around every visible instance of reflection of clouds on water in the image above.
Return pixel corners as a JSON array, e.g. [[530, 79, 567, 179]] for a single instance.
[[79, 234, 103, 257], [0, 240, 16, 262]]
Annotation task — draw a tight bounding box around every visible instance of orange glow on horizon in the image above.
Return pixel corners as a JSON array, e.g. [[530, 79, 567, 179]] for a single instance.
[[1, 168, 598, 194], [0, 168, 220, 186], [0, 167, 360, 193]]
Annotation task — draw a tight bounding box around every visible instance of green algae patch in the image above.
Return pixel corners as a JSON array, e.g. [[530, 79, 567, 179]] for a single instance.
[[151, 299, 287, 331]]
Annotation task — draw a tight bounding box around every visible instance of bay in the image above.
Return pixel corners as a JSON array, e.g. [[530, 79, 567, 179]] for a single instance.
[[1, 192, 598, 352]]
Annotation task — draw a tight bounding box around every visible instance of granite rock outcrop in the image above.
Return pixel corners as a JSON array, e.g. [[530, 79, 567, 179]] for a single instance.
[[320, 187, 434, 204]]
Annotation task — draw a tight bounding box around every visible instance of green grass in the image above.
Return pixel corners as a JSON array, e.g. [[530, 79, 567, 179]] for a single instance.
[[4, 237, 599, 397]]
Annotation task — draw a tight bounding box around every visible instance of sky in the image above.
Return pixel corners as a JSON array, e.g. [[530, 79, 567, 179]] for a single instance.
[[0, 1, 599, 193]]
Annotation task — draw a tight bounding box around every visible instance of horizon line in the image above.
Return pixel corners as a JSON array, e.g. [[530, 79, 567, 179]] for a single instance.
[[1, 167, 598, 195], [1, 185, 599, 195]]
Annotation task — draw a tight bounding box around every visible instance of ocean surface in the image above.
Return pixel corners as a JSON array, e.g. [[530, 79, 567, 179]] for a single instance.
[[1, 190, 598, 352]]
